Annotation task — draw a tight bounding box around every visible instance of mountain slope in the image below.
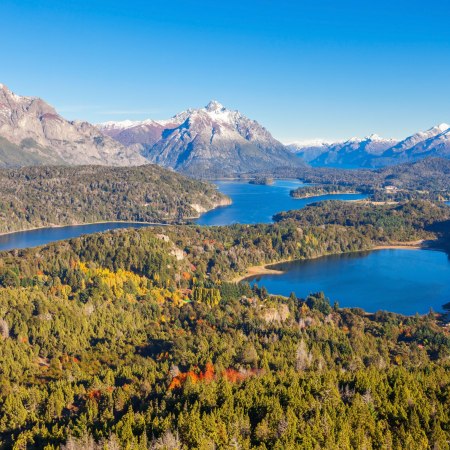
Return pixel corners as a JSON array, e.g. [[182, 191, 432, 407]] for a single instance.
[[378, 123, 450, 165], [290, 124, 450, 168], [100, 101, 300, 177], [289, 135, 398, 168], [0, 84, 146, 167]]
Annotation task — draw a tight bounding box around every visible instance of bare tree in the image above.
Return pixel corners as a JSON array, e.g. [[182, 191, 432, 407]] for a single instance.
[[61, 434, 121, 450], [295, 340, 312, 371], [150, 429, 181, 450], [0, 319, 9, 340], [61, 435, 97, 450]]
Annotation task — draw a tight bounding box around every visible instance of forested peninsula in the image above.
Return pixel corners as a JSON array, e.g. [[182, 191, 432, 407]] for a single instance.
[[255, 158, 450, 203], [0, 165, 229, 234]]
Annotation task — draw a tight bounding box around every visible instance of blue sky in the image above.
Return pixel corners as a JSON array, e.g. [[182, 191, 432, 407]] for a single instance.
[[1, 0, 450, 142]]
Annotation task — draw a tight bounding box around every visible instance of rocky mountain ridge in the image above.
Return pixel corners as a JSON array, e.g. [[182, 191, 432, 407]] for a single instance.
[[99, 100, 300, 177], [0, 84, 146, 167]]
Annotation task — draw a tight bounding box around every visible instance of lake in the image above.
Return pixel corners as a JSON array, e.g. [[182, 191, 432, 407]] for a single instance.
[[0, 182, 448, 315], [245, 249, 450, 315], [196, 179, 367, 225], [0, 179, 366, 251]]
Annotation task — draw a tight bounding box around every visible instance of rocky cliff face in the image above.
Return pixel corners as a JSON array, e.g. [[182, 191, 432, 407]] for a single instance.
[[100, 101, 300, 177], [0, 84, 146, 167]]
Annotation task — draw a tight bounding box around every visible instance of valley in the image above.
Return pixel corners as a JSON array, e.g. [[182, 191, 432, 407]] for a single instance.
[[3, 1, 450, 447]]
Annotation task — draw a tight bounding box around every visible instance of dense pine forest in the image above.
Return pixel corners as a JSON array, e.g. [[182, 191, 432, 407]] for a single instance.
[[0, 200, 450, 448], [0, 165, 228, 234]]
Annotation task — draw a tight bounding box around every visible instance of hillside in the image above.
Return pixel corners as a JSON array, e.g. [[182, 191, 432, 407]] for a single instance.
[[0, 165, 229, 233], [0, 84, 146, 167], [100, 101, 301, 177]]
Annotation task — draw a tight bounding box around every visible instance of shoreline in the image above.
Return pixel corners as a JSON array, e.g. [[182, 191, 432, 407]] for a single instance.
[[233, 240, 434, 282], [233, 263, 288, 282], [0, 196, 232, 238], [291, 190, 360, 199], [0, 220, 169, 238]]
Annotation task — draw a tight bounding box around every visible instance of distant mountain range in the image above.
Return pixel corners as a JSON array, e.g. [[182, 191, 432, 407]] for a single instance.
[[1, 83, 449, 174], [288, 124, 450, 168], [99, 100, 299, 177]]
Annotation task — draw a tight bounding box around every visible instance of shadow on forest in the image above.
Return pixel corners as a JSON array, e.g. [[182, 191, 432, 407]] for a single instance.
[[136, 339, 173, 358], [425, 219, 450, 258]]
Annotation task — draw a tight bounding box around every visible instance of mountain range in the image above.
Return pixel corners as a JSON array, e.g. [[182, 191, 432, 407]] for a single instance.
[[99, 100, 299, 177], [0, 84, 298, 176], [1, 83, 449, 174], [288, 124, 450, 168]]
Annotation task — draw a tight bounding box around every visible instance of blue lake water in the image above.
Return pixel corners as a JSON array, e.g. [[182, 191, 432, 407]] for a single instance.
[[196, 179, 367, 225], [0, 179, 366, 251], [0, 180, 447, 315], [246, 249, 450, 315]]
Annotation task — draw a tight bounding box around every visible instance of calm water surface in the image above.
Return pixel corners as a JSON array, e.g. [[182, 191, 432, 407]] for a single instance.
[[0, 182, 448, 315], [246, 249, 450, 315], [0, 179, 366, 251], [0, 222, 155, 252], [196, 179, 367, 225]]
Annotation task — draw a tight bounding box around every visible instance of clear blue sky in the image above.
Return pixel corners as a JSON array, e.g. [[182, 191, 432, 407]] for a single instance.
[[2, 0, 450, 142]]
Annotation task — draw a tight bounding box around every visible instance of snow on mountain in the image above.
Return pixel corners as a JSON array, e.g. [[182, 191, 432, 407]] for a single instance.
[[289, 124, 450, 168], [0, 84, 146, 167], [381, 124, 450, 161], [99, 100, 300, 176], [288, 134, 397, 168]]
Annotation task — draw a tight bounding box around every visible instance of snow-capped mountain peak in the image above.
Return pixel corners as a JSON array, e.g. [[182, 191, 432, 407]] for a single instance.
[[436, 123, 450, 132], [285, 139, 333, 148], [99, 100, 299, 176], [205, 100, 225, 112], [365, 133, 382, 141]]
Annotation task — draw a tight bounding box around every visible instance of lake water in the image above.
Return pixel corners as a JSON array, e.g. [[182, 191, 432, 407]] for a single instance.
[[0, 179, 366, 251], [246, 249, 450, 315], [0, 222, 155, 252], [0, 181, 447, 315], [196, 179, 367, 225]]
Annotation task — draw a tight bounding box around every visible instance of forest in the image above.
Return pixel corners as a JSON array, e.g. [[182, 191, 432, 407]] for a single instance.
[[0, 200, 450, 448], [0, 165, 228, 234]]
